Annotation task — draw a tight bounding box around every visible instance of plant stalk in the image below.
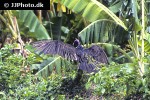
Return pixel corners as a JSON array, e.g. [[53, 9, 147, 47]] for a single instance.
[[0, 14, 17, 39], [140, 0, 145, 76]]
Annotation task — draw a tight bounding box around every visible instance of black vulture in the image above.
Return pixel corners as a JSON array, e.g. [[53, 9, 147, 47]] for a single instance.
[[31, 39, 108, 73]]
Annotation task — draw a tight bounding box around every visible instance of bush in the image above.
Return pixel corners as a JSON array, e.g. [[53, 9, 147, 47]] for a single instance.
[[0, 44, 74, 99], [0, 44, 150, 99], [0, 44, 48, 99], [86, 63, 150, 99]]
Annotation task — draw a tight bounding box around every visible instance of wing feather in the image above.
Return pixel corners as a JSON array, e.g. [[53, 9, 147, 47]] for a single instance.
[[32, 40, 77, 61], [84, 45, 108, 64], [32, 40, 108, 73]]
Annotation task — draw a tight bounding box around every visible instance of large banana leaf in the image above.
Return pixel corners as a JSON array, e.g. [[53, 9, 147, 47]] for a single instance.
[[78, 19, 128, 45], [34, 56, 76, 78], [15, 10, 50, 40], [53, 0, 127, 30]]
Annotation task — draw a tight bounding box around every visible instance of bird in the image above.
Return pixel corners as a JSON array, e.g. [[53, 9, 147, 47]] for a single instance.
[[31, 39, 108, 73]]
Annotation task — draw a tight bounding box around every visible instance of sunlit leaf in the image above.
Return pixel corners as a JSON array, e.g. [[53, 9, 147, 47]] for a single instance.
[[35, 56, 76, 78], [54, 0, 127, 30], [78, 19, 128, 45], [15, 10, 50, 40]]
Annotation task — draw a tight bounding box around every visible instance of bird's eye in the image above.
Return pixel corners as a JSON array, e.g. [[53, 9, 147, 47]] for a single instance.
[[92, 48, 95, 52]]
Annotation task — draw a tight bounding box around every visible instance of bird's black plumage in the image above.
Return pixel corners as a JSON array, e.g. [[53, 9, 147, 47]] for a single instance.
[[31, 39, 108, 73]]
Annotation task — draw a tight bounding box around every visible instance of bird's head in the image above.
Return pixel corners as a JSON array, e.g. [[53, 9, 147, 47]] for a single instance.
[[73, 38, 80, 47]]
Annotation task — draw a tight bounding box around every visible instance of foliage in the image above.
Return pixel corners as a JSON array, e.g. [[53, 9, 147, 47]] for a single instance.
[[78, 19, 128, 45], [0, 0, 150, 99], [0, 44, 61, 99], [138, 33, 150, 55], [86, 62, 150, 99], [0, 45, 24, 92], [52, 0, 127, 30], [15, 10, 51, 40], [33, 56, 77, 78], [0, 44, 86, 99], [0, 44, 150, 99]]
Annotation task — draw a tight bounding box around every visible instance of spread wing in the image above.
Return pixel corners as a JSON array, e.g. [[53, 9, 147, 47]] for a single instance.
[[32, 40, 108, 73], [75, 45, 108, 73], [31, 40, 78, 61], [84, 45, 108, 64]]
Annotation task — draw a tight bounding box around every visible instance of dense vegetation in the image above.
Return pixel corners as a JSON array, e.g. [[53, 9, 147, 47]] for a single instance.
[[0, 0, 150, 99]]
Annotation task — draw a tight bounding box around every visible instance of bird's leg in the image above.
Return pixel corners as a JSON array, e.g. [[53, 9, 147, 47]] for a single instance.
[[73, 69, 83, 84]]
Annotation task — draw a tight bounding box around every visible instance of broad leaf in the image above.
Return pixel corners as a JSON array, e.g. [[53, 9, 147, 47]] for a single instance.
[[15, 10, 50, 40], [35, 56, 76, 78], [78, 19, 128, 45], [53, 0, 127, 30], [138, 40, 150, 54], [138, 33, 150, 54]]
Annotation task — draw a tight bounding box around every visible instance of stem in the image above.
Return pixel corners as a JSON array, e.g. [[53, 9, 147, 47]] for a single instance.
[[47, 11, 53, 39], [114, 45, 134, 63], [0, 14, 17, 39], [140, 0, 145, 76], [128, 39, 138, 57], [6, 10, 16, 32], [37, 10, 42, 23]]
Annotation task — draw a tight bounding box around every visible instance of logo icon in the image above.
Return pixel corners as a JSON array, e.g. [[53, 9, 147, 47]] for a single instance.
[[4, 3, 9, 8]]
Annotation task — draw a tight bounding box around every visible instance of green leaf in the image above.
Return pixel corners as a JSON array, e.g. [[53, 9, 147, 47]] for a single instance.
[[78, 20, 127, 45], [35, 56, 75, 78], [138, 33, 150, 54], [85, 82, 92, 89], [0, 92, 6, 99], [101, 88, 105, 94], [58, 95, 65, 100], [55, 0, 127, 30], [109, 1, 122, 13], [61, 26, 69, 34], [16, 10, 50, 40], [138, 39, 150, 54], [145, 32, 150, 43]]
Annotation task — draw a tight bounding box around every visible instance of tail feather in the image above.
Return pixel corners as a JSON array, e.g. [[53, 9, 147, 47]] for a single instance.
[[79, 62, 96, 73]]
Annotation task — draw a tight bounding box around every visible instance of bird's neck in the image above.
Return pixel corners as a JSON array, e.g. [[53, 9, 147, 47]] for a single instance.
[[76, 45, 84, 50]]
